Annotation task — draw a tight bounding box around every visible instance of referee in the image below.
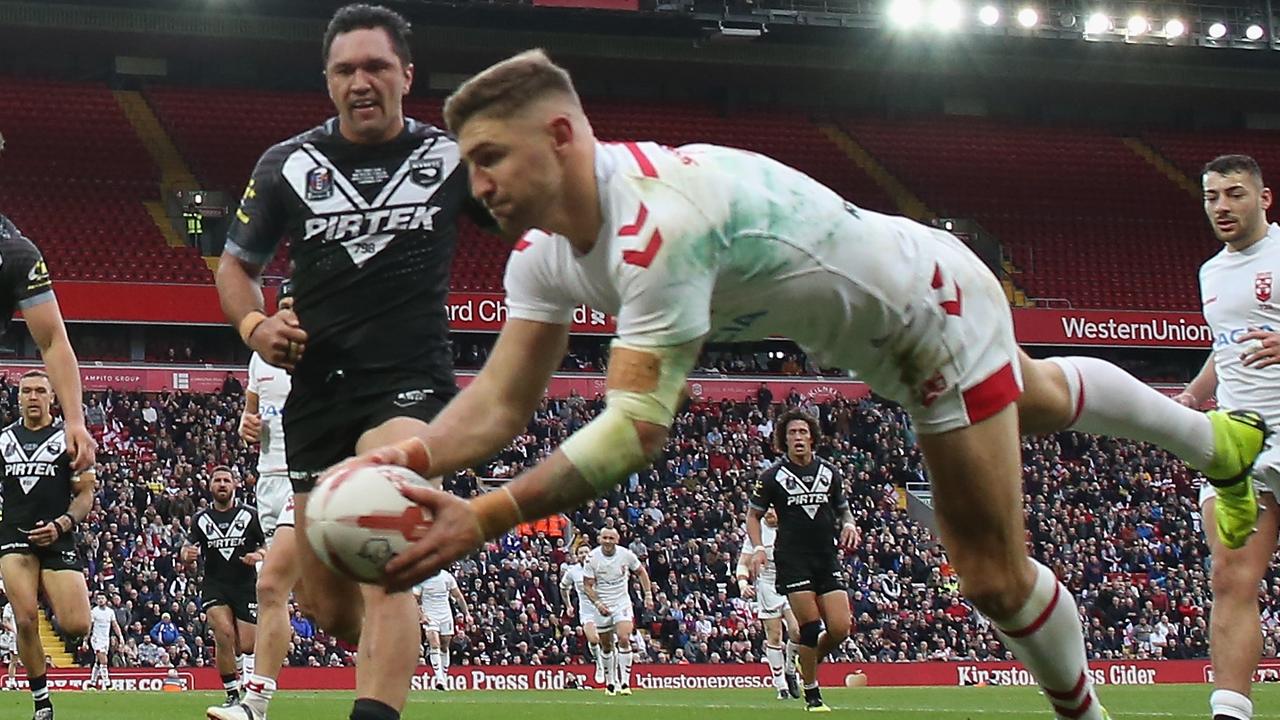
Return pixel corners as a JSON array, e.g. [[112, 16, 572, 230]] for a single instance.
[[748, 409, 857, 713]]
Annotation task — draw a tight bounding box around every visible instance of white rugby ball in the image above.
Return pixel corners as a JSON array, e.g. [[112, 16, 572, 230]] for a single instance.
[[305, 464, 435, 583]]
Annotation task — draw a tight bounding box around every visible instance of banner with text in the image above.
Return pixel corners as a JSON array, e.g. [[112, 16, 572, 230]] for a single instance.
[[5, 660, 1255, 692], [1013, 308, 1211, 348]]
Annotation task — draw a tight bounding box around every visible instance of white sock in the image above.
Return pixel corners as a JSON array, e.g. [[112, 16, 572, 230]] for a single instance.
[[766, 644, 787, 691], [101, 664, 110, 686], [241, 653, 255, 686], [1048, 356, 1214, 469], [236, 654, 244, 677], [429, 649, 443, 683], [1211, 689, 1253, 720], [442, 646, 451, 671], [785, 641, 799, 674], [991, 561, 1103, 720], [591, 642, 603, 675], [602, 651, 616, 687], [243, 674, 277, 715], [617, 648, 633, 688]]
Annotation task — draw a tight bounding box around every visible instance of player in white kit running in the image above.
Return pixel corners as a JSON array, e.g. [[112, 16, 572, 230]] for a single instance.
[[413, 569, 470, 691], [582, 528, 653, 696], [737, 507, 801, 701], [1, 599, 16, 689], [560, 544, 607, 684], [1172, 155, 1278, 720], [356, 51, 1268, 720], [215, 282, 296, 720], [86, 593, 122, 690]]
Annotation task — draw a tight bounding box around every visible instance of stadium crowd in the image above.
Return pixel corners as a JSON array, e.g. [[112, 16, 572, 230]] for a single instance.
[[0, 374, 1257, 672]]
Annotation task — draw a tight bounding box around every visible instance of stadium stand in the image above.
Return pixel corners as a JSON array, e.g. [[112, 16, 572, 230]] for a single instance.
[[0, 78, 211, 283], [20, 377, 1240, 671]]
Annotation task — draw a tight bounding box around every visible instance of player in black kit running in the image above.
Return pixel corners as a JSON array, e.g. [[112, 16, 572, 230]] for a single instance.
[[0, 370, 96, 720], [748, 409, 857, 713], [213, 6, 490, 720], [182, 467, 265, 708]]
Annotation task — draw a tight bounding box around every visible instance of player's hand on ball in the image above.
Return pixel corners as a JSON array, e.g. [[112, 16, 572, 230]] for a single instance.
[[381, 483, 483, 592], [27, 520, 59, 547], [749, 548, 767, 577], [239, 413, 262, 443], [249, 308, 308, 372], [1239, 329, 1280, 368], [63, 422, 97, 473]]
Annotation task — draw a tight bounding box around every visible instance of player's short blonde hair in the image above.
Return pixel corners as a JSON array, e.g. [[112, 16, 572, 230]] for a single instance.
[[443, 49, 581, 134]]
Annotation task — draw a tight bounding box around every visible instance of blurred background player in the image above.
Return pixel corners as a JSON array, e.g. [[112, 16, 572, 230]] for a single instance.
[[737, 506, 801, 701], [214, 6, 489, 719], [1173, 154, 1278, 720], [560, 543, 607, 685], [749, 410, 856, 712], [227, 280, 300, 718], [583, 527, 653, 696], [412, 567, 471, 691], [85, 592, 123, 691], [0, 369, 95, 720], [1, 591, 15, 690], [182, 467, 265, 709]]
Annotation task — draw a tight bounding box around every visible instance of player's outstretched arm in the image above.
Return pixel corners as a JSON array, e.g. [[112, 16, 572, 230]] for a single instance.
[[25, 299, 95, 471], [362, 318, 569, 477], [635, 565, 655, 611], [745, 507, 768, 577]]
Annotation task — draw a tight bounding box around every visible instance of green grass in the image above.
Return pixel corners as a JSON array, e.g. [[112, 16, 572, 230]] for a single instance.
[[3, 684, 1280, 718]]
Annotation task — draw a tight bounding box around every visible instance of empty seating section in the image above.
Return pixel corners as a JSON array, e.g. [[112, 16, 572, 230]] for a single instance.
[[0, 78, 210, 283], [842, 117, 1221, 310], [1145, 129, 1280, 193]]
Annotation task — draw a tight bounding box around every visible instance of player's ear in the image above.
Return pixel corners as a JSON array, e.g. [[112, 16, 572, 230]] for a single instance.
[[402, 63, 414, 94], [547, 115, 574, 153], [1262, 186, 1273, 212]]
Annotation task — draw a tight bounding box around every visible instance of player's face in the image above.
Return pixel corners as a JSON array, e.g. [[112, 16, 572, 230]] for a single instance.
[[325, 28, 413, 144], [1204, 170, 1273, 245], [763, 508, 779, 527], [599, 530, 618, 552], [785, 420, 812, 457], [576, 546, 590, 564], [18, 377, 53, 421], [210, 472, 236, 504], [459, 110, 566, 239], [96, 595, 106, 607]]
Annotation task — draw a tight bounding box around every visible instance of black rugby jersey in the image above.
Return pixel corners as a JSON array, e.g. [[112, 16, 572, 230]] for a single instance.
[[0, 214, 56, 337], [0, 421, 73, 531], [226, 117, 486, 391], [187, 504, 264, 587], [749, 457, 850, 558]]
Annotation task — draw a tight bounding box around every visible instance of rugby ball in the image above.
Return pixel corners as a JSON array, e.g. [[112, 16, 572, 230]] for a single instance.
[[305, 463, 435, 583]]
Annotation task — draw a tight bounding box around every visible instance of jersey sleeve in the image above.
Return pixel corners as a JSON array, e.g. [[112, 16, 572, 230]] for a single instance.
[[247, 354, 261, 394], [186, 518, 206, 547], [749, 469, 776, 512], [249, 512, 266, 550], [559, 566, 574, 592], [0, 219, 55, 312], [225, 144, 291, 268], [582, 558, 597, 579], [445, 572, 458, 592], [829, 464, 851, 516], [612, 175, 725, 348], [625, 549, 641, 572], [503, 231, 578, 326]]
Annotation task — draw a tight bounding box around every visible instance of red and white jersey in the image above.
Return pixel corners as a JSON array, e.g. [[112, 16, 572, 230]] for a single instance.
[[248, 352, 291, 474], [583, 546, 640, 607], [505, 142, 1009, 423], [1200, 223, 1280, 420]]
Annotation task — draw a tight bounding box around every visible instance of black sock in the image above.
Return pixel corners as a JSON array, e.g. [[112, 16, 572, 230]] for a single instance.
[[804, 685, 822, 702], [350, 698, 400, 720], [30, 673, 51, 710]]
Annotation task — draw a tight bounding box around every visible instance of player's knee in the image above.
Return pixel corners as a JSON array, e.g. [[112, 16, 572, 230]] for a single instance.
[[824, 614, 851, 642], [1210, 552, 1266, 600], [256, 571, 289, 606], [12, 608, 39, 633], [798, 621, 822, 648], [60, 616, 89, 640]]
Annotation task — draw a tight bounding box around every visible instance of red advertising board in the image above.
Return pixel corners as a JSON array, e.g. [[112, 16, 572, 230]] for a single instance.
[[3, 660, 1247, 692], [1013, 308, 1211, 348]]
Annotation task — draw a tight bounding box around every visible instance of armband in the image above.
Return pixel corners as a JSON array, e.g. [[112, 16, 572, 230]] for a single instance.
[[238, 311, 268, 345]]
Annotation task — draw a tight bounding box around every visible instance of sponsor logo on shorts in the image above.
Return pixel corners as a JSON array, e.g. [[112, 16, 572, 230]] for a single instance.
[[393, 389, 435, 407]]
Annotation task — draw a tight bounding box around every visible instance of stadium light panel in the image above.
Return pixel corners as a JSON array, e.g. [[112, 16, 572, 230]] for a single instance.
[[1207, 21, 1227, 39], [1084, 12, 1110, 34], [888, 0, 925, 28], [1245, 23, 1264, 40], [1016, 6, 1038, 28], [1163, 18, 1185, 38], [930, 0, 963, 30], [977, 4, 1000, 25], [1126, 14, 1148, 36]]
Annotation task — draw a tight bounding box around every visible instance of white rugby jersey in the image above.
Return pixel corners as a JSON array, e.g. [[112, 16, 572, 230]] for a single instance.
[[1200, 223, 1280, 422], [248, 352, 291, 474], [504, 142, 979, 391], [90, 605, 114, 642], [416, 571, 459, 619], [583, 546, 640, 605], [741, 521, 779, 584], [560, 563, 592, 611]]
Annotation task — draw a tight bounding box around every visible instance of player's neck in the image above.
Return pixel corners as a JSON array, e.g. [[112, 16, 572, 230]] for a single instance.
[[787, 451, 813, 466], [21, 415, 51, 431], [213, 500, 233, 512], [338, 115, 405, 145], [1226, 222, 1270, 253], [546, 143, 602, 254]]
